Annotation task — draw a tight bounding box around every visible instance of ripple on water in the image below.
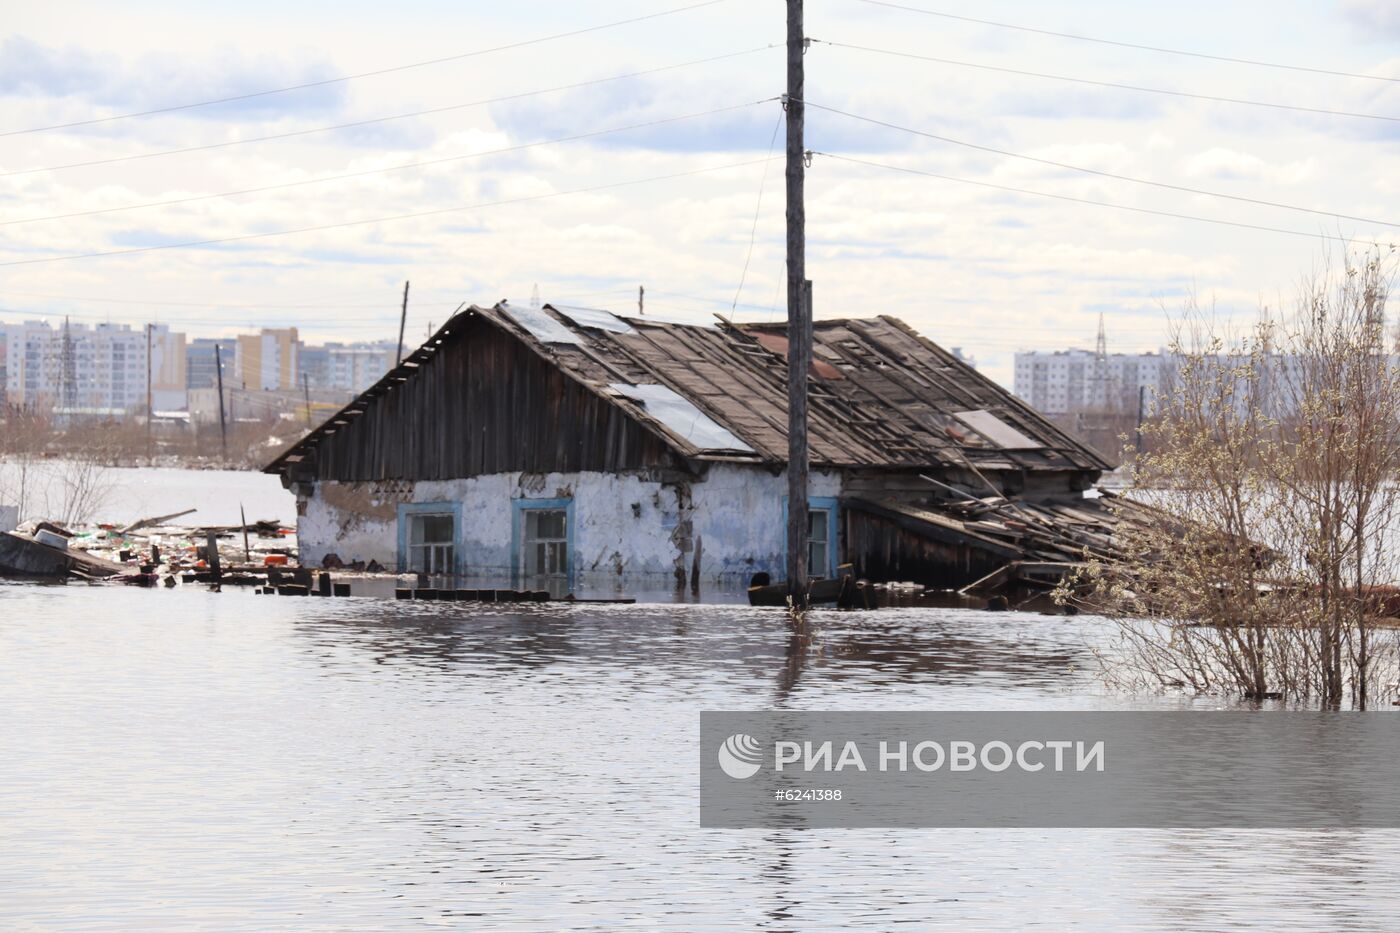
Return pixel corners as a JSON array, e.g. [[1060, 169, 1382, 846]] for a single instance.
[[0, 585, 1395, 932]]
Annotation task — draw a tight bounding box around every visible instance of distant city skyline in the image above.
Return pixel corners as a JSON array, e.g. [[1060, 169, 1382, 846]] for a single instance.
[[0, 315, 401, 416]]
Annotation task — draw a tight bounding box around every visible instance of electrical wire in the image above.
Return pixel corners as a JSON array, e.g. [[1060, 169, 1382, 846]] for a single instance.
[[730, 109, 785, 313], [854, 0, 1400, 84], [0, 289, 464, 309], [642, 288, 788, 314], [813, 40, 1400, 125], [1, 99, 776, 227], [0, 305, 462, 326], [813, 152, 1378, 244], [2, 0, 734, 137], [0, 283, 681, 314], [0, 46, 777, 179], [802, 100, 1400, 228], [0, 156, 781, 267]]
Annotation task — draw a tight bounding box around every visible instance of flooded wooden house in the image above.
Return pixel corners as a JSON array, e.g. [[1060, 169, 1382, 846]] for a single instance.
[[265, 301, 1129, 599]]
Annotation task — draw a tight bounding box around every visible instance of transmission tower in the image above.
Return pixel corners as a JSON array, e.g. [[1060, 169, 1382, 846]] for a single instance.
[[60, 316, 77, 410], [1092, 313, 1109, 410]]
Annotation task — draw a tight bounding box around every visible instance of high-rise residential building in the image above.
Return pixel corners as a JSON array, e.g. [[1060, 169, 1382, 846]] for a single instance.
[[1012, 319, 1168, 465], [328, 340, 399, 394], [186, 337, 232, 390], [1013, 348, 1167, 417], [235, 327, 299, 391], [150, 326, 187, 410], [1, 320, 186, 414], [298, 340, 400, 396], [298, 344, 331, 394]]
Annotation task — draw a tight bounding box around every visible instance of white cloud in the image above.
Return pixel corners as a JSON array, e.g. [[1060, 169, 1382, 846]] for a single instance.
[[1180, 148, 1315, 185], [1341, 0, 1400, 39], [0, 1, 1389, 391]]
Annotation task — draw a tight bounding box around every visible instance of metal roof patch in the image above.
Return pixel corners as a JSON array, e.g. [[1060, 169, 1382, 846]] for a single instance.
[[954, 410, 1042, 450], [500, 301, 582, 345], [552, 305, 635, 334], [608, 383, 755, 453]]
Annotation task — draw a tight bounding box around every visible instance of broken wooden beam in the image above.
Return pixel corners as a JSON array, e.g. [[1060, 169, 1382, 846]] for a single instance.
[[120, 508, 197, 536]]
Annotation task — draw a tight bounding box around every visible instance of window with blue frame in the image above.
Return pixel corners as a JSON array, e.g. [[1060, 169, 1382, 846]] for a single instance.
[[397, 502, 461, 575], [512, 498, 575, 590], [782, 496, 839, 579], [807, 506, 831, 577], [523, 508, 568, 577]]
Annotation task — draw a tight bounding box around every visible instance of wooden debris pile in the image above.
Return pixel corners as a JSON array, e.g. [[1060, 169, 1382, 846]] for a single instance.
[[936, 492, 1146, 565], [840, 486, 1167, 605], [945, 491, 1164, 597]]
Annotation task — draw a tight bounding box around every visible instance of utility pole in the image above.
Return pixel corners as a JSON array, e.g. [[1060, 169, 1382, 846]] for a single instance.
[[1135, 384, 1146, 455], [214, 342, 228, 461], [145, 323, 153, 462], [785, 0, 811, 605], [302, 373, 313, 428], [396, 280, 410, 366], [638, 285, 645, 316]]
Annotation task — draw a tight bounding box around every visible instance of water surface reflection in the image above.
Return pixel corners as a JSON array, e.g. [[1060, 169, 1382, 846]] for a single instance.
[[0, 585, 1394, 931]]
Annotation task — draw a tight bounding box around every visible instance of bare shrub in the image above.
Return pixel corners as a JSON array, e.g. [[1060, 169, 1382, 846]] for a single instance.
[[48, 452, 116, 527], [0, 405, 53, 520], [1064, 247, 1400, 708]]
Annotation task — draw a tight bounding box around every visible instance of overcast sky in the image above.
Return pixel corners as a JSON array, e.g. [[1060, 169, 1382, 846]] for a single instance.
[[3, 0, 1399, 386]]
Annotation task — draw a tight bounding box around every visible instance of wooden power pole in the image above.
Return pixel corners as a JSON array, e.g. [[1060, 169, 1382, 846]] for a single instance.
[[213, 342, 228, 461], [785, 0, 811, 605], [396, 280, 410, 366]]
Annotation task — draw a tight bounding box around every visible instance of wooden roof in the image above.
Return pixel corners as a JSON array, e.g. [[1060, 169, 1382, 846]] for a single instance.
[[266, 302, 1108, 477]]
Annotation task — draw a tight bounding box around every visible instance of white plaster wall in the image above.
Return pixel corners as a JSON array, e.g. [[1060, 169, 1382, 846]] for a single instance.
[[296, 483, 397, 570], [296, 465, 843, 596]]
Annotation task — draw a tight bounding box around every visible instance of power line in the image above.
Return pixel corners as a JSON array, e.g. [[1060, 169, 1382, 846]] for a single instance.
[[2, 0, 734, 137], [0, 284, 623, 307], [731, 109, 786, 312], [1, 47, 776, 179], [0, 305, 461, 325], [854, 0, 1400, 84], [814, 152, 1377, 244], [0, 156, 781, 267], [638, 288, 790, 314], [1, 99, 774, 227], [0, 289, 466, 309], [0, 283, 662, 315], [803, 100, 1400, 229], [813, 40, 1400, 125]]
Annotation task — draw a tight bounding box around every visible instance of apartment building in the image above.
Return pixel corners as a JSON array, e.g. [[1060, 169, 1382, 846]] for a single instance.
[[298, 340, 399, 396], [328, 340, 399, 394], [186, 337, 233, 391], [235, 327, 299, 391], [2, 320, 186, 414], [1013, 348, 1167, 416]]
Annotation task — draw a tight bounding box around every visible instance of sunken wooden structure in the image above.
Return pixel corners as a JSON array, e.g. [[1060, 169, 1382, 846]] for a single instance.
[[267, 301, 1134, 600]]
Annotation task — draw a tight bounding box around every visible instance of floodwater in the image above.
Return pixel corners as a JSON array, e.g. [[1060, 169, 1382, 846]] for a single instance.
[[2, 586, 1397, 931], [0, 460, 295, 527]]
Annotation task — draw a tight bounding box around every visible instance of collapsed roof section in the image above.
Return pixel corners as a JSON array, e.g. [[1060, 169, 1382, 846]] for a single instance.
[[499, 301, 1106, 471], [267, 301, 1108, 477]]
